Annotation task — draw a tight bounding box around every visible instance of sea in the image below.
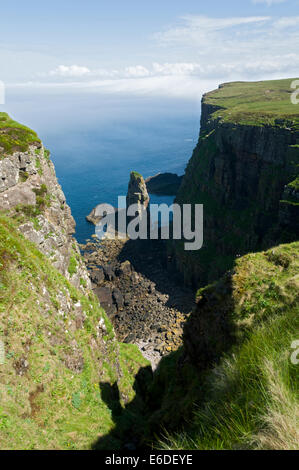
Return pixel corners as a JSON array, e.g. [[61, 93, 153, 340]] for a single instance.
[[3, 90, 201, 243]]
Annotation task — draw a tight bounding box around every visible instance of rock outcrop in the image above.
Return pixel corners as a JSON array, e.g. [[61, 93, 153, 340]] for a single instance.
[[145, 172, 183, 195], [86, 206, 102, 225], [126, 171, 149, 209]]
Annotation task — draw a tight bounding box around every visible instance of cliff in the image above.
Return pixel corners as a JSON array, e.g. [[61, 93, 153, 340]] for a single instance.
[[173, 78, 299, 285], [0, 113, 150, 449], [0, 113, 90, 289]]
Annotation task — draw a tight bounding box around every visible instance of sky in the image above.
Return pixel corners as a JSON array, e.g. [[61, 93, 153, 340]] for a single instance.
[[0, 0, 299, 100]]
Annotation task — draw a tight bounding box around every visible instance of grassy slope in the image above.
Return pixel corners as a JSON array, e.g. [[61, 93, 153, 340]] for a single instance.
[[0, 112, 41, 157], [161, 242, 299, 450], [204, 78, 299, 128], [0, 215, 149, 449]]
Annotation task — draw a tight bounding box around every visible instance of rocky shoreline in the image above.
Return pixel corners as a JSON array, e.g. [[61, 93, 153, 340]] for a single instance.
[[81, 235, 195, 369]]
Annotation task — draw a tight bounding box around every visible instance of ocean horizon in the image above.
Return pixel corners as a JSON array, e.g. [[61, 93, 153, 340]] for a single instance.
[[3, 90, 201, 243]]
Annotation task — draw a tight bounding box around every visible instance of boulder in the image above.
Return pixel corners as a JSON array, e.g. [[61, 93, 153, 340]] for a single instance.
[[112, 288, 124, 309], [86, 206, 102, 225], [90, 268, 105, 285], [103, 265, 115, 281], [93, 286, 116, 315], [116, 260, 132, 277]]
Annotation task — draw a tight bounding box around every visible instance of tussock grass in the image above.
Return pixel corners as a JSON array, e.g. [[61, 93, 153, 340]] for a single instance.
[[252, 358, 299, 450]]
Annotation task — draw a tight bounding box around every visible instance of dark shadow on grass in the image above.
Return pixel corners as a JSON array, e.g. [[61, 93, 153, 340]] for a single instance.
[[92, 365, 153, 450]]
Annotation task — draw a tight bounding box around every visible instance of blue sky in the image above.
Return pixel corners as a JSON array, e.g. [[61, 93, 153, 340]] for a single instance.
[[0, 0, 298, 99]]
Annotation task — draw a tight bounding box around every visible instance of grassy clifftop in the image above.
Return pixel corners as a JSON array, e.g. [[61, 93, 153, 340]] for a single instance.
[[0, 112, 41, 157], [203, 78, 299, 127]]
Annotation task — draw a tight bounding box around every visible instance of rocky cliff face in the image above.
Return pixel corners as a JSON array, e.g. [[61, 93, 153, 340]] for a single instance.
[[0, 143, 89, 289], [173, 79, 299, 286]]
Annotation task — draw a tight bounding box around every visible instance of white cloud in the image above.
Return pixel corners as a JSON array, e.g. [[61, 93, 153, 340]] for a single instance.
[[124, 65, 150, 77], [11, 51, 298, 100], [152, 56, 299, 78], [50, 65, 91, 77], [152, 15, 299, 80], [180, 14, 270, 30], [252, 0, 286, 5], [48, 64, 151, 79], [8, 14, 299, 99], [274, 16, 299, 27], [10, 75, 219, 100], [154, 15, 270, 45], [152, 62, 199, 75]]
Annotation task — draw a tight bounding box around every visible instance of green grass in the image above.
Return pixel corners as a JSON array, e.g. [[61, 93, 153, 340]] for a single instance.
[[287, 176, 299, 192], [19, 171, 29, 183], [44, 149, 51, 162], [68, 255, 78, 276], [32, 184, 47, 197], [159, 242, 299, 450], [14, 204, 41, 219], [203, 78, 299, 127], [0, 215, 149, 449], [130, 171, 143, 181], [163, 309, 298, 450], [131, 171, 142, 177], [35, 157, 43, 176], [0, 112, 41, 157]]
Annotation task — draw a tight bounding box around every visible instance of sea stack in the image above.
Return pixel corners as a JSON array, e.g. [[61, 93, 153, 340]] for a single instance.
[[126, 171, 149, 210]]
